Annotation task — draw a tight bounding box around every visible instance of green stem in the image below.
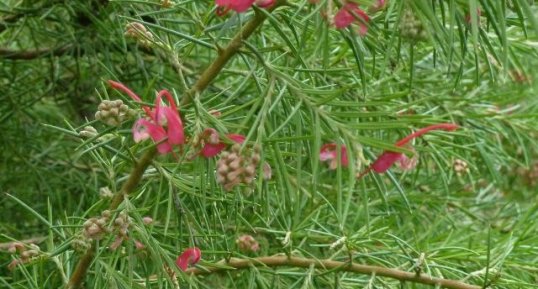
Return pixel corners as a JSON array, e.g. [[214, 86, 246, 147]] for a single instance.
[[187, 256, 481, 289]]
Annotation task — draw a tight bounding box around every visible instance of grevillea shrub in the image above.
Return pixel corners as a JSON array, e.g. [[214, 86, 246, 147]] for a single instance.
[[2, 1, 538, 289]]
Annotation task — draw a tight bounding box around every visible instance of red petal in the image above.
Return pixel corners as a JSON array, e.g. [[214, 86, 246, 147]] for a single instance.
[[161, 107, 184, 145], [176, 247, 202, 272], [201, 143, 227, 158], [334, 7, 354, 28], [371, 151, 403, 173], [135, 119, 171, 154]]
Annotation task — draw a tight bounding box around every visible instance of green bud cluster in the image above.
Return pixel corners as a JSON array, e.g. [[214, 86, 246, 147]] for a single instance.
[[400, 9, 427, 41], [95, 99, 137, 126]]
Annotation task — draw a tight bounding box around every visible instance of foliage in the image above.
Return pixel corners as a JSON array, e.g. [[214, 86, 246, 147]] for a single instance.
[[1, 0, 538, 288]]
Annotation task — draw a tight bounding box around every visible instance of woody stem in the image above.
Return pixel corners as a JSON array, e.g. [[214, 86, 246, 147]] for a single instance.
[[186, 256, 481, 289]]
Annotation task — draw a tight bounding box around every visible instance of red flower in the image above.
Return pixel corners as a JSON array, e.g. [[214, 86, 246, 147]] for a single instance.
[[334, 2, 370, 36], [320, 143, 349, 170], [215, 0, 255, 15], [108, 80, 185, 154], [200, 129, 245, 158], [357, 123, 459, 178], [176, 247, 201, 271]]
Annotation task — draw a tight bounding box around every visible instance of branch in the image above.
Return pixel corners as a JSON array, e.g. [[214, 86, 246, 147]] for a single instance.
[[0, 45, 72, 60], [186, 256, 481, 289], [66, 147, 157, 289], [66, 3, 282, 289]]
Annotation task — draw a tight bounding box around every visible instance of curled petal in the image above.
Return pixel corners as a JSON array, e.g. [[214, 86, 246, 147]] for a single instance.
[[176, 247, 201, 271], [161, 107, 184, 145], [371, 151, 403, 173], [201, 143, 227, 158]]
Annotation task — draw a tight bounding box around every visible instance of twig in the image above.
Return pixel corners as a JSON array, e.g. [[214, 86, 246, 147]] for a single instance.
[[186, 256, 481, 289], [0, 236, 47, 251], [67, 147, 157, 289], [0, 45, 72, 60]]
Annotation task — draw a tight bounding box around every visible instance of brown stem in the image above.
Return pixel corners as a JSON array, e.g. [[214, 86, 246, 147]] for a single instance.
[[0, 45, 72, 60], [67, 147, 156, 289], [186, 256, 480, 289]]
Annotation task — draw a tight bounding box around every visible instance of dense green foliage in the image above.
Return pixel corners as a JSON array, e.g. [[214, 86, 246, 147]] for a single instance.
[[1, 0, 538, 288]]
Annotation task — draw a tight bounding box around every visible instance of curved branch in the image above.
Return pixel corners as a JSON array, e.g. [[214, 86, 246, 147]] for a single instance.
[[186, 256, 481, 289], [0, 45, 72, 60]]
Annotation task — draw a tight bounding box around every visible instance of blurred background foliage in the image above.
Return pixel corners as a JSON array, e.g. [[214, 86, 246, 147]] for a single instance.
[[1, 0, 538, 288]]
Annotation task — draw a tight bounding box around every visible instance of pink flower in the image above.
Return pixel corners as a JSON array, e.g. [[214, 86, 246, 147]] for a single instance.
[[199, 129, 245, 158], [357, 123, 459, 178], [108, 81, 185, 154], [334, 2, 370, 36], [215, 0, 255, 15], [176, 247, 201, 271], [320, 143, 349, 170]]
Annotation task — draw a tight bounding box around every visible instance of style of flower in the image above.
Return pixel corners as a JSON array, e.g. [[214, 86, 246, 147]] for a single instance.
[[108, 80, 185, 154], [199, 128, 246, 158], [176, 247, 201, 271], [334, 2, 370, 36], [320, 143, 349, 170], [357, 123, 459, 178]]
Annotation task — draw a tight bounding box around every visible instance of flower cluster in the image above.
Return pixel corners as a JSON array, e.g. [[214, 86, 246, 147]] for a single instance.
[[108, 81, 185, 154], [7, 242, 41, 270], [83, 210, 111, 240], [236, 234, 260, 252], [216, 143, 262, 191], [125, 22, 154, 47], [109, 211, 131, 250]]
